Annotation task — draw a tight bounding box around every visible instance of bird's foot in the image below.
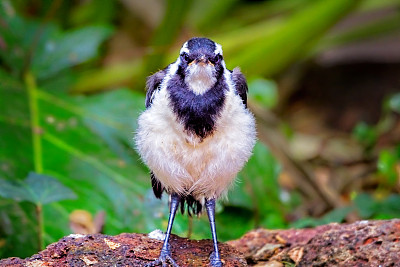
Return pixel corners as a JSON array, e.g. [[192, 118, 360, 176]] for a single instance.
[[146, 249, 180, 267], [209, 251, 223, 267]]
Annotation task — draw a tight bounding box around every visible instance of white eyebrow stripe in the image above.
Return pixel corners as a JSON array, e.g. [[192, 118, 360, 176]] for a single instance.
[[214, 43, 223, 55], [180, 41, 189, 54]]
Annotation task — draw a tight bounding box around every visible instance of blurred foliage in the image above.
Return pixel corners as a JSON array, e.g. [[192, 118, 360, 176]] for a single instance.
[[377, 146, 400, 187], [0, 173, 76, 250], [352, 121, 378, 154], [0, 173, 76, 205], [248, 78, 279, 109], [388, 93, 400, 114], [0, 0, 400, 259]]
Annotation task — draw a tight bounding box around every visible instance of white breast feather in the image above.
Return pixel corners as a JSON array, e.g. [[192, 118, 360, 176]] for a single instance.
[[185, 64, 216, 95]]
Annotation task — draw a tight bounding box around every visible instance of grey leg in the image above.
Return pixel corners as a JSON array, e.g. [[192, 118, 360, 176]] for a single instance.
[[205, 199, 223, 267], [146, 193, 180, 267]]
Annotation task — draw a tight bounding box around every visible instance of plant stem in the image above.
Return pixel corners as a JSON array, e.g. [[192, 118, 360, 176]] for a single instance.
[[187, 216, 193, 239], [25, 72, 43, 173], [25, 72, 45, 251], [36, 203, 44, 251]]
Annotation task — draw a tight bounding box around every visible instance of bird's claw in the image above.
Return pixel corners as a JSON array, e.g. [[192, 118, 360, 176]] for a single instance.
[[146, 249, 180, 267], [209, 251, 223, 267]]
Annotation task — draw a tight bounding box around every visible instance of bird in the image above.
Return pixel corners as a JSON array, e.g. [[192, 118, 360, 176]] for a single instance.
[[135, 37, 256, 267]]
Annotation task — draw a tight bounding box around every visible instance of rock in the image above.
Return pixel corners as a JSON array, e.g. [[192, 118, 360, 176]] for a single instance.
[[228, 219, 400, 266], [2, 219, 400, 266], [0, 233, 246, 267]]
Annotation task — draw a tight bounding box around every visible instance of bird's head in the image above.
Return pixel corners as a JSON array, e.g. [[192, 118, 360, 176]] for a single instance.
[[178, 37, 225, 95]]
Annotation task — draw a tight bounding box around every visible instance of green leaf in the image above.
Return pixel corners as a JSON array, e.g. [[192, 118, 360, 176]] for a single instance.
[[34, 88, 151, 232], [318, 13, 400, 52], [0, 2, 59, 77], [0, 1, 113, 82], [145, 0, 193, 73], [0, 200, 38, 258], [319, 206, 352, 224], [227, 0, 360, 76], [377, 194, 400, 218], [71, 0, 361, 94], [377, 149, 399, 186], [216, 206, 254, 241], [352, 121, 378, 150], [0, 172, 76, 205], [290, 217, 317, 228], [189, 0, 238, 31], [0, 68, 33, 180], [234, 142, 285, 229], [0, 64, 152, 256], [353, 193, 400, 220], [248, 78, 278, 109], [291, 206, 352, 228], [69, 0, 116, 26], [353, 193, 377, 218], [31, 25, 113, 80]]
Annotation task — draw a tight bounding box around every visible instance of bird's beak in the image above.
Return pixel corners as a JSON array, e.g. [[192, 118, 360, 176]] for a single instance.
[[189, 55, 213, 67]]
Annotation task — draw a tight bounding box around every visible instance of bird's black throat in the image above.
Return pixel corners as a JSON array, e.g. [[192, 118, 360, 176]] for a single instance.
[[167, 66, 226, 139]]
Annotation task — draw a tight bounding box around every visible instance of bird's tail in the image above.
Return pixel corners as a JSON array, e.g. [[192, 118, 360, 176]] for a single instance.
[[179, 195, 203, 216], [151, 172, 203, 216]]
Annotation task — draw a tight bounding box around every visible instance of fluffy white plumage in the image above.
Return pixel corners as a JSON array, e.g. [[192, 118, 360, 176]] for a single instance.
[[185, 60, 217, 95], [135, 61, 256, 202]]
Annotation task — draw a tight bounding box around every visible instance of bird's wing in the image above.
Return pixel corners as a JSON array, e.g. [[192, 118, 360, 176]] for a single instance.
[[151, 172, 164, 199], [145, 70, 167, 198], [145, 69, 167, 108], [232, 67, 248, 108]]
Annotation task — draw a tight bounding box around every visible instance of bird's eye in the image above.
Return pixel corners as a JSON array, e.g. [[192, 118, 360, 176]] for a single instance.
[[181, 53, 190, 63], [212, 54, 222, 64]]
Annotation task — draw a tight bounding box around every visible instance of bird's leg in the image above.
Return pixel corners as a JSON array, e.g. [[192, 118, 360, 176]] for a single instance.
[[205, 198, 223, 267], [146, 193, 180, 267]]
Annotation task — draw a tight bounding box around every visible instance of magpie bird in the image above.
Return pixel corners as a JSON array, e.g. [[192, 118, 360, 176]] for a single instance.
[[136, 37, 256, 267]]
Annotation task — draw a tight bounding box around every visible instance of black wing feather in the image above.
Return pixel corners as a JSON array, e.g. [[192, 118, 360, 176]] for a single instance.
[[150, 172, 164, 199], [146, 70, 167, 198], [145, 69, 167, 108], [232, 67, 248, 108]]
